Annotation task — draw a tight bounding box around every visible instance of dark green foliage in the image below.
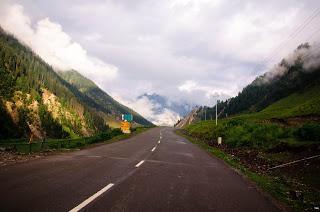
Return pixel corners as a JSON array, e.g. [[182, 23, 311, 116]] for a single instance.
[[185, 120, 291, 149], [38, 104, 69, 138], [93, 128, 123, 141], [0, 67, 15, 98], [0, 103, 19, 139], [0, 128, 124, 153], [225, 122, 285, 148], [295, 123, 320, 141], [17, 107, 30, 137]]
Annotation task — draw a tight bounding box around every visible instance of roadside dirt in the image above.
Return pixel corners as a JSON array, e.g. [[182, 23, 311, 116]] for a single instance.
[[0, 150, 55, 167], [269, 115, 320, 126], [207, 142, 320, 209]]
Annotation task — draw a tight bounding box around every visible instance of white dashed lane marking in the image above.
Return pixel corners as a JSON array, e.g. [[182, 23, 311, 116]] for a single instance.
[[135, 160, 145, 168], [69, 183, 114, 212]]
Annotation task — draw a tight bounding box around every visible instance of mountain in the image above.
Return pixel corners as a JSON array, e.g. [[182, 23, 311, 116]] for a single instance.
[[175, 107, 199, 128], [0, 27, 151, 140], [138, 93, 194, 117], [181, 43, 320, 125], [223, 43, 320, 117], [58, 70, 153, 127]]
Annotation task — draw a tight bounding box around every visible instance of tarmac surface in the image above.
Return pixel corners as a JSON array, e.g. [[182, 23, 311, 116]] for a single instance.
[[0, 127, 279, 211]]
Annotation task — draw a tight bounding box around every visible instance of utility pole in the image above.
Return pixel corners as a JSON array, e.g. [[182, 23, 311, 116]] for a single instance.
[[215, 99, 218, 126], [211, 94, 219, 125], [204, 106, 207, 121]]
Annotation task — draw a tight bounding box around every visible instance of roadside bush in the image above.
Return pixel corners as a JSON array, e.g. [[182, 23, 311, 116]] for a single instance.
[[294, 123, 320, 142], [110, 128, 123, 137], [224, 122, 287, 148], [225, 125, 252, 147], [250, 124, 285, 148], [185, 120, 291, 149]]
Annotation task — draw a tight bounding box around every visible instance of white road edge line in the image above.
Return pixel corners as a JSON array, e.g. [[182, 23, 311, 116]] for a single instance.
[[151, 146, 156, 152], [69, 183, 114, 212], [135, 160, 145, 168]]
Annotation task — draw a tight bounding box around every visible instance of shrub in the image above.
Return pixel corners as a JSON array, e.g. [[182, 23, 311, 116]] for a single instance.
[[295, 123, 320, 141], [225, 125, 252, 147], [250, 124, 285, 148], [185, 120, 291, 149], [225, 122, 287, 148]]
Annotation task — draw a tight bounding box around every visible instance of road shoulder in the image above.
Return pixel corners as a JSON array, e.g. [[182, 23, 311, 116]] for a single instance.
[[175, 129, 289, 212]]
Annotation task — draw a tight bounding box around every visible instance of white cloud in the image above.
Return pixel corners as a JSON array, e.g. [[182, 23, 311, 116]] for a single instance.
[[178, 80, 231, 105], [0, 3, 118, 85], [259, 43, 320, 84], [1, 0, 319, 116], [111, 93, 180, 126]]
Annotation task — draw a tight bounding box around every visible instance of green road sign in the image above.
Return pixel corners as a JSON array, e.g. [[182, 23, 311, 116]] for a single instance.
[[122, 114, 133, 122]]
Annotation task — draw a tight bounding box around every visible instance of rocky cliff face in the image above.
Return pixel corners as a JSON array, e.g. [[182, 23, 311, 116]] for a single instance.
[[175, 107, 199, 128]]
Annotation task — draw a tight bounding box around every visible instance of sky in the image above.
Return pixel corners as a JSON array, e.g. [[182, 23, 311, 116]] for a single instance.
[[0, 0, 319, 125]]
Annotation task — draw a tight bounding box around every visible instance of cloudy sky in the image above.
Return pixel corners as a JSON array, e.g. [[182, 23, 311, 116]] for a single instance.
[[0, 0, 319, 125]]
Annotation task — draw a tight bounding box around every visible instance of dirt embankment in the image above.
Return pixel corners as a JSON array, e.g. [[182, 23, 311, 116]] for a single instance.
[[267, 115, 320, 126]]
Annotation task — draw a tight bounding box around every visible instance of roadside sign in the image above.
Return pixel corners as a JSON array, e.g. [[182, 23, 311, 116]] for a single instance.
[[120, 121, 131, 134], [122, 114, 133, 122]]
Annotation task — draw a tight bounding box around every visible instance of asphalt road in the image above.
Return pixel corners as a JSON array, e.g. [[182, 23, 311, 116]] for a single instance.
[[0, 127, 279, 212]]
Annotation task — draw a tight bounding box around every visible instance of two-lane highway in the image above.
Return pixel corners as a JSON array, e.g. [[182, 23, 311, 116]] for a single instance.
[[0, 127, 279, 211]]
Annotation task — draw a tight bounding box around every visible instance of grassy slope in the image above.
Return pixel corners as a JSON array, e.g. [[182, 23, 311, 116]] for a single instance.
[[236, 83, 320, 121]]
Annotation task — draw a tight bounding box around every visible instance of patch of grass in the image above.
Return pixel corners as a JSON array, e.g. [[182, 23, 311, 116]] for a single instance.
[[294, 123, 320, 141], [184, 118, 318, 152]]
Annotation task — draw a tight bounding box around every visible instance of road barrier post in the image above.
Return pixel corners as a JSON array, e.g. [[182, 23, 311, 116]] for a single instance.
[[218, 137, 222, 145]]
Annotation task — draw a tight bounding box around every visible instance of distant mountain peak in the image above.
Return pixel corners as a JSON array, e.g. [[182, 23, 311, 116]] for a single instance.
[[138, 92, 194, 117]]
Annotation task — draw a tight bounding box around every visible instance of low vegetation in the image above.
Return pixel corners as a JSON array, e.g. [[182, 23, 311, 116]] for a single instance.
[[181, 119, 320, 210], [185, 119, 320, 149], [0, 127, 150, 154]]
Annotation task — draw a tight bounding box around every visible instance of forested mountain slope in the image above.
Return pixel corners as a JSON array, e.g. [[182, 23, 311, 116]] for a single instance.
[[195, 43, 320, 122], [0, 27, 150, 140], [59, 70, 153, 127]]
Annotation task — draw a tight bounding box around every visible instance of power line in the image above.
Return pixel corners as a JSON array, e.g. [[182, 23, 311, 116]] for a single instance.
[[262, 8, 320, 67], [252, 7, 320, 75]]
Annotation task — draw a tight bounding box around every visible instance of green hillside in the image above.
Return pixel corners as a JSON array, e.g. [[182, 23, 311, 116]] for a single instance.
[[195, 43, 320, 121], [0, 27, 151, 140], [237, 82, 320, 121], [58, 70, 153, 127]]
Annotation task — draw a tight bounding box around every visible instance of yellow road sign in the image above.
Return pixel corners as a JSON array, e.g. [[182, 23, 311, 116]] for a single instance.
[[120, 121, 131, 133]]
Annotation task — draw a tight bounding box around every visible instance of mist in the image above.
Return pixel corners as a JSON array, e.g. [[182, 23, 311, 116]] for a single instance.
[[259, 42, 320, 84]]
